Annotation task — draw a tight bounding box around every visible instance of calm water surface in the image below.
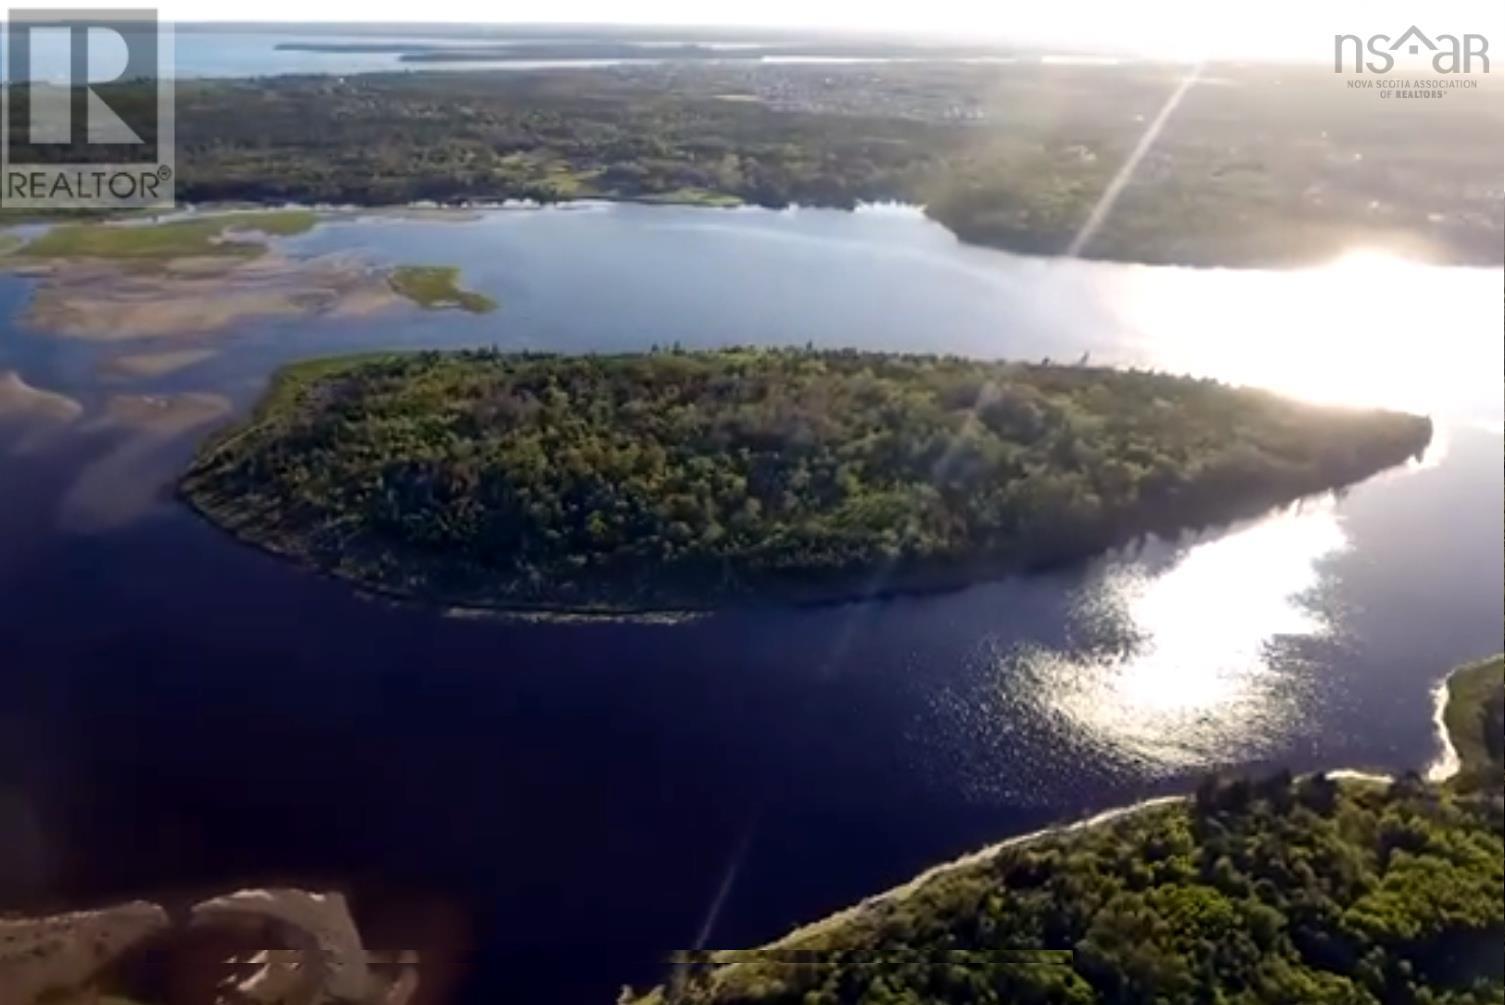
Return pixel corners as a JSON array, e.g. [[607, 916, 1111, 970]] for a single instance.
[[0, 205, 1500, 1003], [9, 29, 1013, 80]]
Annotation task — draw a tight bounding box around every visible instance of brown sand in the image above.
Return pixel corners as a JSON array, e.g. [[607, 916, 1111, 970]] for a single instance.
[[58, 392, 235, 530], [105, 348, 221, 378], [19, 253, 404, 340], [98, 391, 233, 436], [0, 370, 83, 424]]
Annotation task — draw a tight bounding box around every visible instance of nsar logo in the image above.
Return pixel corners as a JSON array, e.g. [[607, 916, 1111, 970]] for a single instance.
[[1334, 26, 1490, 74]]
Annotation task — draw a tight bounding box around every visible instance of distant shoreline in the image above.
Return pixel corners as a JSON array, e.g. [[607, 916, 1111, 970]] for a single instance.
[[161, 66, 1504, 270], [160, 190, 1500, 272]]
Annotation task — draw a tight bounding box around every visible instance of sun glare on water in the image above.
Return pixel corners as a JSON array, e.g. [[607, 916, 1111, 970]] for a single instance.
[[1105, 249, 1505, 427], [1015, 500, 1348, 769], [979, 243, 1503, 773]]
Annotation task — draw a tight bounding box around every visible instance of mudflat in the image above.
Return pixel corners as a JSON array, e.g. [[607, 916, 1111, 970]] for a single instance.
[[3, 211, 490, 341]]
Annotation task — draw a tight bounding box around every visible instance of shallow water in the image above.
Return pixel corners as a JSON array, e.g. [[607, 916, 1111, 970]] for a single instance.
[[0, 204, 1500, 1003]]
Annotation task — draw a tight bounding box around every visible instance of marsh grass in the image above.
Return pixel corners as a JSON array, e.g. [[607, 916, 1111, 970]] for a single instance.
[[388, 265, 497, 313], [15, 210, 318, 260]]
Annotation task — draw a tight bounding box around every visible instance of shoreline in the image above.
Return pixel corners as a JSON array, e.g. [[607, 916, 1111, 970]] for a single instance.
[[181, 461, 1432, 624], [1434, 655, 1505, 782], [629, 768, 1430, 1004], [180, 198, 1505, 270], [1426, 671, 1463, 782], [740, 795, 1188, 956], [12, 199, 1498, 273], [178, 483, 1410, 624], [664, 662, 1490, 988], [181, 458, 1430, 624], [731, 774, 1425, 960], [8, 648, 1491, 1002]]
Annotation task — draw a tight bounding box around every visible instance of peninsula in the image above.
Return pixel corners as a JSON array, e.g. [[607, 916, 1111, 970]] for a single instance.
[[626, 654, 1505, 1004], [180, 348, 1432, 613]]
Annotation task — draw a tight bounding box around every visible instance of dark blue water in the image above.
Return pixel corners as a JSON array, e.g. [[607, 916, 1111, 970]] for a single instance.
[[1, 206, 1500, 1003]]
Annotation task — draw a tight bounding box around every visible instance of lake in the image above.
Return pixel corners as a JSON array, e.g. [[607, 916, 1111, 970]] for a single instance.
[[0, 203, 1501, 1003]]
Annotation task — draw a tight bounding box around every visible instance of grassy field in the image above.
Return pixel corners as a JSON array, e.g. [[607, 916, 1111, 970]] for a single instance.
[[387, 265, 497, 313], [14, 210, 318, 260], [1444, 655, 1505, 786]]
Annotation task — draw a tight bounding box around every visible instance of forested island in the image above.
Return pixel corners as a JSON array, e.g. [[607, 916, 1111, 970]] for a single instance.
[[180, 349, 1431, 613], [626, 654, 1505, 1005], [102, 61, 1500, 266]]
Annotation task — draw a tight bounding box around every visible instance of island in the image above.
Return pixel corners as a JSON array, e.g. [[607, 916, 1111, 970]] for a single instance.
[[179, 348, 1432, 613], [387, 265, 498, 313], [625, 655, 1505, 1005]]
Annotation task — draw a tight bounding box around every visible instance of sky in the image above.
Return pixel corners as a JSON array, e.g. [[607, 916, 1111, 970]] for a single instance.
[[5, 0, 1503, 61]]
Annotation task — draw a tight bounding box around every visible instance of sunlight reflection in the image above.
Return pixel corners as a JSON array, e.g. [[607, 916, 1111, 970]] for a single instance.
[[1018, 499, 1349, 769], [1102, 250, 1505, 426]]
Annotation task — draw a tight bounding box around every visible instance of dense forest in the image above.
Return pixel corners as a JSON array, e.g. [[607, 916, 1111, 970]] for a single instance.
[[181, 349, 1431, 612], [628, 772, 1504, 1005], [64, 61, 1502, 265]]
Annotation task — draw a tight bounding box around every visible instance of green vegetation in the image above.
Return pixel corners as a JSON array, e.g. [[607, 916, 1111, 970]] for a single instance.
[[628, 650, 1505, 1003], [388, 265, 498, 313], [20, 61, 1501, 264], [154, 63, 1505, 265], [1444, 656, 1505, 791], [634, 188, 745, 208], [14, 210, 317, 260], [181, 349, 1430, 612], [629, 773, 1504, 1004]]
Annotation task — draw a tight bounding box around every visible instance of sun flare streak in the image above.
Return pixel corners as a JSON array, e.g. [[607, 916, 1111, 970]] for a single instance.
[[1065, 64, 1204, 258]]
